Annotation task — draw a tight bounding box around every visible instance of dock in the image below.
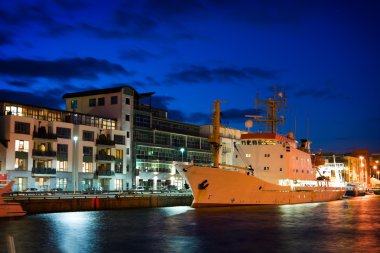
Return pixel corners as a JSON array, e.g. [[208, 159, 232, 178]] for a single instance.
[[3, 192, 193, 214]]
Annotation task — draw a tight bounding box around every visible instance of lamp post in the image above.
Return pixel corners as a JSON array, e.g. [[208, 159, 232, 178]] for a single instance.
[[73, 136, 78, 193], [180, 148, 185, 162]]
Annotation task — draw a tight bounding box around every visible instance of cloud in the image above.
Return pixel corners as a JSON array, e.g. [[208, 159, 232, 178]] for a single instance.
[[168, 107, 260, 125], [143, 0, 205, 19], [293, 86, 341, 100], [0, 57, 131, 81], [119, 49, 158, 62], [79, 8, 159, 39], [53, 0, 88, 11], [5, 80, 30, 88], [166, 65, 277, 84], [150, 96, 175, 109], [0, 89, 64, 109], [206, 0, 314, 25], [0, 32, 13, 46]]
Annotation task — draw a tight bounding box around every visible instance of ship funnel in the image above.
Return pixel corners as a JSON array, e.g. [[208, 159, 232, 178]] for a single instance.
[[300, 139, 311, 152]]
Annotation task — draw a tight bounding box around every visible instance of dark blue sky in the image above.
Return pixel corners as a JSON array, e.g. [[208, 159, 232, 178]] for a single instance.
[[1, 0, 379, 153]]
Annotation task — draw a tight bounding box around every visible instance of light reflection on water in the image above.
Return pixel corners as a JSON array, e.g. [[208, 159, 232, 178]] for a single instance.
[[1, 196, 379, 253], [48, 212, 101, 253]]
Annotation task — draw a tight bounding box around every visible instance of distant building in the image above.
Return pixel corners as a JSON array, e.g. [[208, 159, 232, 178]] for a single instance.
[[200, 125, 244, 166]]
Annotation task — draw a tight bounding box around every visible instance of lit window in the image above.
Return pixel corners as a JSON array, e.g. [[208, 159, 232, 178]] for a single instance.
[[71, 100, 78, 109]]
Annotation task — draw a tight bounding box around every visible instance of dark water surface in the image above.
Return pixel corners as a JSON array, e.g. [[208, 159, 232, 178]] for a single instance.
[[1, 195, 379, 253]]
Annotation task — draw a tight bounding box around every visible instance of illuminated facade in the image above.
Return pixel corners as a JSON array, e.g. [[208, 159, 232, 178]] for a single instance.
[[200, 125, 244, 166], [63, 86, 213, 190], [0, 101, 127, 191], [134, 105, 212, 190]]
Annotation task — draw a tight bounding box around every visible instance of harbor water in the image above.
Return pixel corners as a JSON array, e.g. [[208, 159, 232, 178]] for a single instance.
[[1, 195, 379, 253]]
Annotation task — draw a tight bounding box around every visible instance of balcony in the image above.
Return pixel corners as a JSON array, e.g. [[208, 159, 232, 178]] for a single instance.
[[96, 134, 115, 146], [15, 151, 28, 159], [83, 155, 93, 163], [95, 169, 115, 178], [33, 131, 57, 140], [32, 167, 57, 177], [32, 149, 57, 157], [96, 154, 115, 162]]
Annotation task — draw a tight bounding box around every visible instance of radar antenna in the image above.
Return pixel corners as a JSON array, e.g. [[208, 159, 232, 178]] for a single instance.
[[246, 87, 286, 134]]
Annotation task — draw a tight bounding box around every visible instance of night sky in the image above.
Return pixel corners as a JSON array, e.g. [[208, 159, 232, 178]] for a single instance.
[[1, 0, 379, 154]]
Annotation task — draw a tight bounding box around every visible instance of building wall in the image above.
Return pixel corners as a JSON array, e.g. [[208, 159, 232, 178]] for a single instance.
[[64, 87, 134, 187], [0, 102, 129, 192]]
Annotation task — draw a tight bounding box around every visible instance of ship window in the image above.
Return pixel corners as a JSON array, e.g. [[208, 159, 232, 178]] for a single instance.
[[280, 154, 283, 158]]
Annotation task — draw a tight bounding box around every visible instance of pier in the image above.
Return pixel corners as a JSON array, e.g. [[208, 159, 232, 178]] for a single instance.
[[4, 193, 193, 214]]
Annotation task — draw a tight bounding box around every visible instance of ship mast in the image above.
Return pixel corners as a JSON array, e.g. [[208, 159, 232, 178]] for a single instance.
[[248, 87, 286, 134], [209, 100, 221, 167]]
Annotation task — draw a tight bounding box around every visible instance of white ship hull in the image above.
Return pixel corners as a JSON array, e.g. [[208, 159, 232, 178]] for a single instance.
[[178, 165, 346, 207]]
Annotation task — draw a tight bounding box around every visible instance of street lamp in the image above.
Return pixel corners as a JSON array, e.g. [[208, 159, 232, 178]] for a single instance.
[[180, 148, 185, 161], [73, 135, 78, 193]]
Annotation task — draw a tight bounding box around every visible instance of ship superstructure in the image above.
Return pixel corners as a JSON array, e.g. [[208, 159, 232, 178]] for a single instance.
[[176, 90, 345, 207]]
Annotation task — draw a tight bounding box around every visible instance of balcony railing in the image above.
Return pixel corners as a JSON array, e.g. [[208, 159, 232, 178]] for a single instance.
[[96, 154, 115, 161], [15, 151, 28, 159], [83, 155, 93, 163], [32, 167, 57, 174], [95, 170, 115, 176], [32, 149, 57, 157], [33, 131, 58, 140], [96, 139, 115, 146]]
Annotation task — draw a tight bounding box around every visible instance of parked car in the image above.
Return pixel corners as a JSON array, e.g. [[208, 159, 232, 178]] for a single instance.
[[160, 185, 178, 193], [50, 188, 64, 194], [83, 187, 102, 194], [25, 188, 38, 192], [127, 186, 145, 194], [22, 188, 40, 195]]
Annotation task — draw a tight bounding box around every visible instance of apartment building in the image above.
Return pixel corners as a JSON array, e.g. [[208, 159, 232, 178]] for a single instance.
[[63, 86, 214, 190], [0, 101, 127, 191], [63, 86, 135, 187]]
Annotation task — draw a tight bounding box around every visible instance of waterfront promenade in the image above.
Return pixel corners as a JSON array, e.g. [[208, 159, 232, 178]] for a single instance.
[[3, 192, 193, 214]]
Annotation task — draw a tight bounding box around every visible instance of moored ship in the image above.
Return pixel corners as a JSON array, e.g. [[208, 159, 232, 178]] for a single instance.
[[176, 91, 346, 207], [0, 180, 26, 217]]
